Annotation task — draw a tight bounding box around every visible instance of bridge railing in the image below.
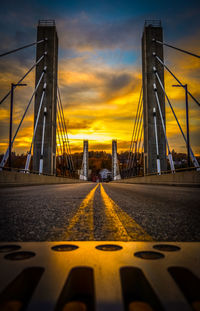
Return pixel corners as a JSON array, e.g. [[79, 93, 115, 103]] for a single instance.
[[144, 20, 161, 27], [38, 20, 55, 26], [121, 165, 200, 179]]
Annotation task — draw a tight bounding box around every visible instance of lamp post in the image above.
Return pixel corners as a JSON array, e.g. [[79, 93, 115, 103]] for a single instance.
[[172, 84, 190, 167], [9, 83, 27, 169]]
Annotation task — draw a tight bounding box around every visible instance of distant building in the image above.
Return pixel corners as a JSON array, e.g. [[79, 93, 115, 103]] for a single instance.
[[99, 168, 112, 181]]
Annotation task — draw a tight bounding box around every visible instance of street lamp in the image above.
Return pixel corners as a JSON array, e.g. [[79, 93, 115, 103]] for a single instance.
[[172, 84, 190, 167], [9, 83, 27, 169]]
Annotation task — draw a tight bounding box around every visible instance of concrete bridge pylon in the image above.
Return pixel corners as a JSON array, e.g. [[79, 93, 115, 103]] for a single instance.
[[112, 140, 121, 181], [79, 140, 89, 181], [33, 20, 58, 175], [142, 20, 167, 175]]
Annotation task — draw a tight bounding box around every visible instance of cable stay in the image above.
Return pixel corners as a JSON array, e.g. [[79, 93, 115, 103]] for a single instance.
[[57, 94, 71, 171], [0, 52, 47, 105], [153, 67, 200, 170], [58, 87, 74, 170], [153, 39, 200, 59], [56, 97, 69, 174], [25, 83, 47, 172], [0, 67, 46, 169], [56, 118, 64, 169], [57, 87, 74, 172], [153, 83, 175, 173], [57, 96, 71, 172], [136, 116, 143, 162], [56, 93, 75, 176], [129, 105, 143, 176], [127, 89, 144, 177], [0, 39, 47, 58], [56, 104, 64, 160], [127, 86, 142, 169], [153, 53, 200, 107], [56, 115, 64, 170], [153, 107, 161, 175], [39, 107, 47, 174], [129, 98, 143, 168], [127, 90, 143, 170]]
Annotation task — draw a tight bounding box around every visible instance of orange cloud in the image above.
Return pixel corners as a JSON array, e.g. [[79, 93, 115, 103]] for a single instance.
[[0, 30, 200, 157]]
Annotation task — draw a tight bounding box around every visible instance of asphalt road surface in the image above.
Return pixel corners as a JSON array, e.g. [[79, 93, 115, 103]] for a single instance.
[[0, 182, 199, 241]]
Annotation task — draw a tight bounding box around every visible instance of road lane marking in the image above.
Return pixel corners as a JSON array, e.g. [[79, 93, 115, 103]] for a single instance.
[[100, 183, 131, 240], [65, 184, 99, 240], [100, 184, 152, 241]]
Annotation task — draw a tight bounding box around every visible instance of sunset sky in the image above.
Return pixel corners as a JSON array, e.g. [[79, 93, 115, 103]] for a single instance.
[[0, 0, 200, 155]]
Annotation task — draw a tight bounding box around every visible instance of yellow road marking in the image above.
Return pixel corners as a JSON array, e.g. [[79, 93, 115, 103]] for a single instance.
[[100, 184, 152, 241], [65, 184, 99, 240], [100, 183, 131, 240]]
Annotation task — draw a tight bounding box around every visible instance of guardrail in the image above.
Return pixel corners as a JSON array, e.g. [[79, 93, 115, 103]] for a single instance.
[[0, 166, 78, 179], [121, 166, 200, 180]]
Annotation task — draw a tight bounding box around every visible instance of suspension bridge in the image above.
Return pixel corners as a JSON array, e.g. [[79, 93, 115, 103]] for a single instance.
[[0, 19, 200, 311], [0, 17, 199, 234], [0, 20, 199, 184], [0, 18, 199, 232]]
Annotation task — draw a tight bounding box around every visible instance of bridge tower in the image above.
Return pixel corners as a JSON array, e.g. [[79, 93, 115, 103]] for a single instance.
[[33, 20, 58, 175], [142, 20, 167, 174], [79, 140, 89, 181], [112, 140, 121, 180]]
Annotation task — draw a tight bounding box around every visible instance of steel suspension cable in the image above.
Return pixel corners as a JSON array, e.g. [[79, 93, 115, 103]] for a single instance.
[[57, 99, 67, 156], [153, 67, 187, 142], [153, 68, 199, 169], [136, 117, 143, 156], [56, 101, 63, 157], [24, 83, 46, 171], [57, 92, 70, 156], [127, 86, 142, 168], [135, 117, 144, 175], [57, 117, 65, 174], [128, 94, 143, 169], [57, 127, 63, 156], [130, 105, 143, 172], [130, 90, 143, 152], [128, 95, 143, 170], [0, 39, 47, 58], [58, 88, 74, 167], [57, 94, 72, 171], [0, 53, 46, 105], [153, 83, 171, 153], [56, 109, 63, 157], [153, 83, 175, 173], [0, 67, 46, 168], [57, 97, 70, 171], [133, 118, 143, 167], [56, 105, 65, 172], [153, 39, 200, 59], [154, 53, 200, 107], [30, 84, 46, 151], [57, 87, 74, 171]]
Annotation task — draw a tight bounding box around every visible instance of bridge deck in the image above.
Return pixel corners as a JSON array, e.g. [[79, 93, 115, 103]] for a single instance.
[[0, 182, 199, 241]]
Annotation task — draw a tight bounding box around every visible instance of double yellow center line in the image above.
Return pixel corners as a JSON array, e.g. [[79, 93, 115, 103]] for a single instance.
[[65, 183, 152, 241], [65, 184, 98, 240], [100, 184, 152, 241]]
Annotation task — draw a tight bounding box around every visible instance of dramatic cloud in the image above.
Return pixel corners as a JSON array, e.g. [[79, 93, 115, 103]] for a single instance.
[[57, 15, 141, 52], [0, 0, 200, 156]]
